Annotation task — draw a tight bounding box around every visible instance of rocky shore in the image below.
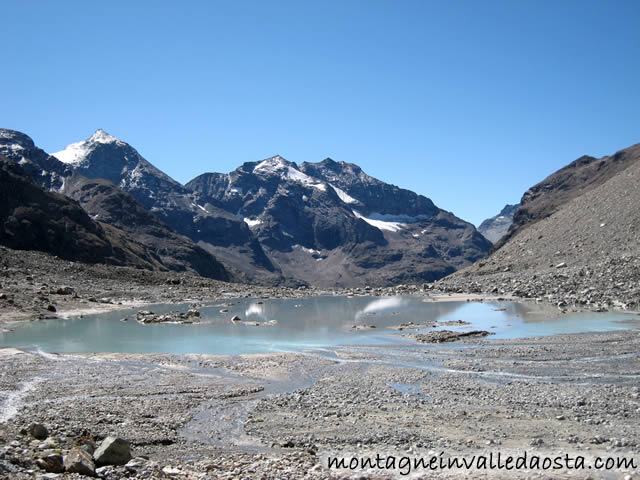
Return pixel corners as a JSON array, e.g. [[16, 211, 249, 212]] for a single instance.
[[433, 256, 640, 314]]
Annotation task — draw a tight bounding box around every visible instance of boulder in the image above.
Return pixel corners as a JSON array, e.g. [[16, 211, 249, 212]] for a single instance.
[[64, 447, 95, 476], [36, 454, 64, 473], [28, 423, 49, 440], [93, 436, 132, 466]]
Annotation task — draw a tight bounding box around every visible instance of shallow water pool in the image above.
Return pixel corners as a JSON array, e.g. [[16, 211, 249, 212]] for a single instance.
[[0, 296, 635, 354]]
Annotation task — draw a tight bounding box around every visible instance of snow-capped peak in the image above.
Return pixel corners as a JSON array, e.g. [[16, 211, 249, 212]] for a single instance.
[[52, 129, 124, 165], [253, 156, 327, 191], [253, 155, 289, 174], [89, 128, 121, 145]]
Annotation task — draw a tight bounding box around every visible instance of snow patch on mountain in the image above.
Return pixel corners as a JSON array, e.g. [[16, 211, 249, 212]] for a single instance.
[[90, 129, 121, 145], [330, 184, 359, 204], [53, 141, 89, 165], [53, 129, 123, 165], [244, 218, 262, 228], [253, 156, 326, 190], [352, 210, 406, 232], [294, 245, 321, 255]]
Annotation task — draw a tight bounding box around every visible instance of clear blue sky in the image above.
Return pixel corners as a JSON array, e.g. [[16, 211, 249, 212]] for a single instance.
[[2, 0, 639, 226]]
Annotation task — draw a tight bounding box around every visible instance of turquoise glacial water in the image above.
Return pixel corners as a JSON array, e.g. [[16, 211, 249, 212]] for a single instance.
[[0, 296, 636, 354]]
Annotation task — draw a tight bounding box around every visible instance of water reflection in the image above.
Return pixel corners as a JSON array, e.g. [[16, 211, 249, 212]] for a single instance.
[[0, 297, 635, 355], [245, 303, 266, 318], [355, 297, 409, 320]]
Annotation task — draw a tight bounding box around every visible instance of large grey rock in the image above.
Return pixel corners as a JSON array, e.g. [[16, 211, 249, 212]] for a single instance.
[[93, 436, 132, 466], [64, 447, 95, 476], [35, 454, 64, 473]]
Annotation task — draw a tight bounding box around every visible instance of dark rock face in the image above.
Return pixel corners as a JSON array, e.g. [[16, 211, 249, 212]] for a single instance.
[[28, 423, 49, 440], [52, 130, 278, 282], [188, 156, 491, 287], [36, 454, 64, 473], [300, 158, 439, 217], [0, 129, 229, 280], [62, 175, 229, 280], [0, 157, 125, 266], [477, 203, 519, 243]]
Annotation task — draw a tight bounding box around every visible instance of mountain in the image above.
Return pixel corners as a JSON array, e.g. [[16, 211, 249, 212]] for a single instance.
[[437, 142, 640, 310], [52, 130, 279, 283], [0, 155, 161, 269], [495, 145, 640, 250], [298, 158, 491, 269], [187, 156, 491, 287], [6, 127, 492, 287], [477, 203, 519, 243], [0, 129, 229, 280], [0, 129, 72, 190], [62, 175, 229, 280]]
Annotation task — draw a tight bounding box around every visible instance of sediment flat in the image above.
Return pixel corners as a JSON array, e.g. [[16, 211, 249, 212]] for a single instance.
[[1, 328, 638, 479]]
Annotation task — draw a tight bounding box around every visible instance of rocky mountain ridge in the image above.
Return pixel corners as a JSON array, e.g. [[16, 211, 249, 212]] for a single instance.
[[0, 156, 162, 270], [2, 127, 492, 287], [0, 130, 229, 280], [187, 155, 491, 286], [477, 203, 519, 244], [437, 142, 640, 311], [52, 130, 280, 283]]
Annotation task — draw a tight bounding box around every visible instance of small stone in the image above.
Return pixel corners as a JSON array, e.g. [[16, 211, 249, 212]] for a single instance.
[[29, 423, 49, 440], [93, 436, 132, 466], [64, 447, 95, 476], [46, 305, 56, 313], [125, 457, 148, 473], [162, 466, 182, 475], [95, 465, 114, 476], [55, 286, 74, 295]]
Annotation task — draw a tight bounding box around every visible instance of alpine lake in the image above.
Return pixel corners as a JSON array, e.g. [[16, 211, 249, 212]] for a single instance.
[[1, 296, 637, 355]]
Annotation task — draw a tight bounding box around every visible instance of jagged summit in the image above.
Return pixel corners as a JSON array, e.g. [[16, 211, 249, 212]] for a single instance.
[[53, 128, 124, 165], [252, 155, 294, 173], [89, 128, 121, 145], [187, 153, 491, 287]]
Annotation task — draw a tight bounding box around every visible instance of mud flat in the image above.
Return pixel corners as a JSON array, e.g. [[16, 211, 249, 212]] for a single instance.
[[0, 328, 638, 479]]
